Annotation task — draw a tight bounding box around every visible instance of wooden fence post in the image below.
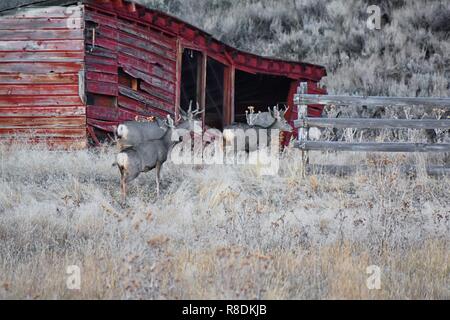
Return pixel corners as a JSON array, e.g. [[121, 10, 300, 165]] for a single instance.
[[297, 82, 308, 176]]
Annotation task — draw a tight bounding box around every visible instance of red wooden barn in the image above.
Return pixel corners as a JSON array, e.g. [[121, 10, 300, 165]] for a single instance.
[[0, 0, 327, 148]]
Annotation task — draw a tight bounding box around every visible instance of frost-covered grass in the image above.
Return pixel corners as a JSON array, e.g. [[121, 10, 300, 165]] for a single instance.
[[0, 143, 448, 299]]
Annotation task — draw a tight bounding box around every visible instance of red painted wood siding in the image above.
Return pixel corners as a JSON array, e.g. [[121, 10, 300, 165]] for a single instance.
[[0, 5, 86, 149], [84, 4, 177, 133]]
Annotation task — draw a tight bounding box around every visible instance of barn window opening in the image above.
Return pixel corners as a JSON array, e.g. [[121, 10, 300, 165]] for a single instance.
[[86, 93, 117, 108], [118, 67, 139, 90], [180, 49, 202, 112], [205, 57, 225, 130], [233, 70, 292, 123]]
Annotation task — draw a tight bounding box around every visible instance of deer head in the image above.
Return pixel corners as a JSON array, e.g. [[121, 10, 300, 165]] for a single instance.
[[269, 105, 292, 132], [179, 101, 205, 121]]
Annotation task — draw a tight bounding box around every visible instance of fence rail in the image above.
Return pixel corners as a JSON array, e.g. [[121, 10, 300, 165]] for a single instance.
[[294, 94, 450, 108], [296, 141, 450, 152], [305, 164, 450, 176], [294, 82, 450, 175], [294, 118, 450, 129]]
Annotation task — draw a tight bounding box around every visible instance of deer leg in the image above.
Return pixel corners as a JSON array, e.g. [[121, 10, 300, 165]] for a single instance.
[[120, 175, 127, 206], [155, 161, 161, 197]]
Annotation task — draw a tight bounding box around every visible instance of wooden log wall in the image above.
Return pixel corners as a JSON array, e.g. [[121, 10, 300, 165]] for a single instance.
[[0, 5, 87, 148], [84, 4, 177, 136]]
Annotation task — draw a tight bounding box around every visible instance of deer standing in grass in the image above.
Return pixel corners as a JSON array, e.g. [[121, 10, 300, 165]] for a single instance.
[[114, 105, 204, 204]]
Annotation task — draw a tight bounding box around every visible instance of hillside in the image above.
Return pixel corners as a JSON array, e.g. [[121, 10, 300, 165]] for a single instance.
[[137, 0, 450, 97]]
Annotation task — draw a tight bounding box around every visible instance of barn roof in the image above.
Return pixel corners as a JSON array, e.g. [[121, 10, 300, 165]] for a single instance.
[[0, 0, 327, 80]]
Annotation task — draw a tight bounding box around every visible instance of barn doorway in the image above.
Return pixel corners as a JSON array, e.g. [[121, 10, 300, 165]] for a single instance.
[[180, 48, 202, 113], [233, 70, 292, 123], [205, 57, 226, 130]]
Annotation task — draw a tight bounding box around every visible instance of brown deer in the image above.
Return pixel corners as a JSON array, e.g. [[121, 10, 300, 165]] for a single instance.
[[114, 107, 203, 204]]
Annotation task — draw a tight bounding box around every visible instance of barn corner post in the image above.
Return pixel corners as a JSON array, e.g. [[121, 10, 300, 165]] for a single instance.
[[297, 82, 309, 177]]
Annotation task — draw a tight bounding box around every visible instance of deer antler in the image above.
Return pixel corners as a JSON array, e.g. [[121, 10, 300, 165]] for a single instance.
[[193, 102, 205, 116], [273, 106, 281, 119]]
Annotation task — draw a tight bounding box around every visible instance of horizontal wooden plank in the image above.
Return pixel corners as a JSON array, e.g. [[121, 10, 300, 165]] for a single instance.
[[122, 67, 174, 93], [0, 136, 87, 149], [86, 81, 118, 96], [117, 20, 176, 51], [0, 96, 82, 107], [118, 43, 175, 73], [85, 54, 116, 66], [0, 18, 84, 30], [140, 81, 174, 104], [296, 118, 450, 129], [0, 29, 83, 41], [118, 53, 153, 75], [0, 73, 79, 84], [0, 116, 85, 128], [86, 71, 118, 84], [0, 84, 79, 95], [0, 51, 84, 62], [95, 24, 118, 40], [295, 94, 450, 109], [0, 128, 86, 138], [0, 62, 83, 74], [118, 31, 176, 61], [297, 141, 450, 152], [87, 105, 119, 122], [117, 53, 175, 82], [0, 106, 85, 117], [85, 10, 117, 28], [86, 36, 117, 51], [85, 62, 117, 74], [87, 118, 117, 132], [119, 86, 173, 114], [85, 46, 117, 59], [0, 6, 83, 19], [0, 40, 84, 51], [118, 96, 168, 118]]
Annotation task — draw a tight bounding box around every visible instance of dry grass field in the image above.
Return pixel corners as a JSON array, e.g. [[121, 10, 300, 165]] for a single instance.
[[0, 143, 448, 299]]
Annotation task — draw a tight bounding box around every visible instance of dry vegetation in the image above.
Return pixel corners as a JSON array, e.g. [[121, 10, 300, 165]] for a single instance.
[[0, 143, 448, 299], [0, 0, 449, 299]]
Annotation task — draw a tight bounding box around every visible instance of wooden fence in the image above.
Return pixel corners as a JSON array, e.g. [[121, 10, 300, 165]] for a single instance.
[[294, 82, 450, 175]]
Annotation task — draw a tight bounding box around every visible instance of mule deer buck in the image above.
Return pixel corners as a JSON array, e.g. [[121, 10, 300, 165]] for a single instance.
[[223, 105, 293, 152], [114, 107, 204, 204], [116, 102, 203, 149]]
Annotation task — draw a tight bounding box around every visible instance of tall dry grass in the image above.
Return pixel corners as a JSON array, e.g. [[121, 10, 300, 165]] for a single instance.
[[0, 143, 448, 299]]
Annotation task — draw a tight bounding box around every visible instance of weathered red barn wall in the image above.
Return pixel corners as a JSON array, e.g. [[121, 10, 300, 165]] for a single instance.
[[0, 5, 87, 148], [84, 2, 177, 139], [83, 0, 327, 142]]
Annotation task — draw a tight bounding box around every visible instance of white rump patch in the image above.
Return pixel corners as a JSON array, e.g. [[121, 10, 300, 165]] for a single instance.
[[117, 124, 129, 139], [117, 153, 129, 169]]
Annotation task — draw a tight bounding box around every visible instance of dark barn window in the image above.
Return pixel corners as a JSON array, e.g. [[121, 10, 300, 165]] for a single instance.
[[233, 70, 292, 123], [205, 57, 225, 130], [180, 49, 202, 112]]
